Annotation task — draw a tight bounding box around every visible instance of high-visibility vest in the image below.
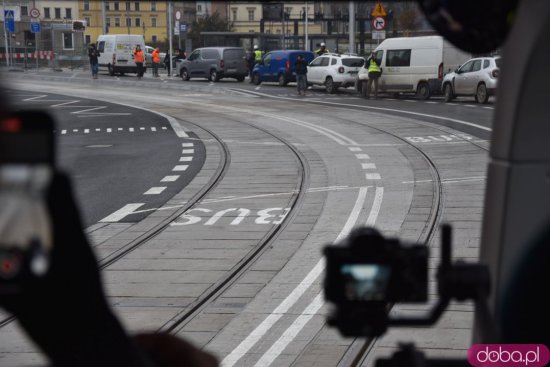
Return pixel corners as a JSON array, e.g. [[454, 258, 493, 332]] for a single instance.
[[315, 47, 329, 56], [134, 50, 145, 63], [368, 58, 381, 73], [254, 50, 264, 62], [152, 49, 160, 63]]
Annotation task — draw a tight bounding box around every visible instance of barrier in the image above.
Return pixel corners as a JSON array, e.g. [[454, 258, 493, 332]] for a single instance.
[[0, 51, 54, 60]]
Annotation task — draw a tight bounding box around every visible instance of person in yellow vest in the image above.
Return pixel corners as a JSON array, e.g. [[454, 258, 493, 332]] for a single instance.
[[315, 42, 330, 56], [133, 45, 145, 80], [366, 52, 382, 99], [152, 47, 160, 77], [253, 45, 264, 64]]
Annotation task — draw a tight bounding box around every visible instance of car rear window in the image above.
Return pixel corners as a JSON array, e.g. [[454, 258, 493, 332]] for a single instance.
[[224, 49, 245, 60], [342, 58, 365, 67], [495, 58, 502, 68]]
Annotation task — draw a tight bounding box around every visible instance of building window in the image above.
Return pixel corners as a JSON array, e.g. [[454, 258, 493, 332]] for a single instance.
[[126, 17, 131, 27], [151, 17, 157, 27], [114, 2, 119, 11], [85, 17, 91, 27], [126, 2, 131, 11], [151, 1, 156, 11], [83, 1, 90, 11], [44, 7, 50, 19], [115, 17, 120, 26], [152, 35, 157, 42], [105, 2, 110, 11], [135, 18, 140, 27], [134, 2, 140, 11], [248, 9, 254, 21], [85, 35, 91, 44], [62, 32, 74, 49], [65, 8, 72, 19], [55, 8, 61, 19], [106, 17, 111, 27], [197, 4, 202, 12], [232, 9, 237, 21], [21, 6, 28, 16]]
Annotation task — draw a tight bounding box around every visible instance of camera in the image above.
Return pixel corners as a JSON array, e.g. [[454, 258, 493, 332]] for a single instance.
[[0, 111, 55, 294], [324, 227, 428, 337]]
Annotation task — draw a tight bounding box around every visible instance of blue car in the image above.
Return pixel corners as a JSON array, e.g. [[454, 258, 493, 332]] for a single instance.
[[251, 50, 315, 86]]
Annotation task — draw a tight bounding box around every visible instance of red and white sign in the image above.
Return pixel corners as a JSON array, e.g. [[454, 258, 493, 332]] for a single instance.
[[30, 8, 40, 18], [372, 16, 386, 30]]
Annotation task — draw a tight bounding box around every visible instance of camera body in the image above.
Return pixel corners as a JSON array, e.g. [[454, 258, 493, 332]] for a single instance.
[[324, 227, 428, 336]]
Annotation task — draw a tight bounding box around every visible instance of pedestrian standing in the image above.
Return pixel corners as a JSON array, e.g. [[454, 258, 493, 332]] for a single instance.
[[365, 52, 382, 99], [133, 45, 145, 79], [152, 47, 160, 77], [88, 43, 100, 79], [164, 50, 171, 76], [295, 54, 308, 96]]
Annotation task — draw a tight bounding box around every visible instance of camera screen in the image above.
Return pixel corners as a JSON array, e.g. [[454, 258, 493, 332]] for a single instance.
[[341, 264, 391, 301], [0, 132, 52, 164]]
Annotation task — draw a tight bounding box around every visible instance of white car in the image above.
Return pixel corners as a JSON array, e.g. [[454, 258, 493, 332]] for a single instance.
[[307, 53, 365, 94], [442, 56, 501, 103]]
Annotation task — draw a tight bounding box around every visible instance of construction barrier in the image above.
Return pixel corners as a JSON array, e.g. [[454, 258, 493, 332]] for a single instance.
[[0, 51, 54, 60]]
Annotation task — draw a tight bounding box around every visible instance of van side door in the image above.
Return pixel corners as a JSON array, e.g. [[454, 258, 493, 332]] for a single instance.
[[383, 49, 412, 92], [186, 50, 201, 76]]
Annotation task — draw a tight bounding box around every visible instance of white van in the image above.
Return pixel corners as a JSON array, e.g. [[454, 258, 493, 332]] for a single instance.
[[357, 36, 471, 99], [96, 34, 146, 76]]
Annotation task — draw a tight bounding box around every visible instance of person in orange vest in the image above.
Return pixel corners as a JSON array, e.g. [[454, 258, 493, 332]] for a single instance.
[[133, 45, 145, 79], [152, 47, 160, 77]]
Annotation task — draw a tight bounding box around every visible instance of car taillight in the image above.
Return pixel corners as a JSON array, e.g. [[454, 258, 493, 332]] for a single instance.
[[285, 60, 290, 72], [438, 62, 443, 80], [492, 69, 499, 78], [338, 66, 345, 73], [220, 59, 225, 68]]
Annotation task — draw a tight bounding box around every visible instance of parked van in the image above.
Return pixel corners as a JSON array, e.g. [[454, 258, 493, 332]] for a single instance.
[[176, 47, 248, 82], [251, 50, 316, 86], [96, 34, 146, 76], [357, 36, 471, 99]]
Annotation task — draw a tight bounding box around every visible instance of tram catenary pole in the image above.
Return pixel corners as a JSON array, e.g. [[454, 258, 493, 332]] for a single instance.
[[305, 1, 309, 51], [168, 1, 173, 76], [349, 1, 355, 54]]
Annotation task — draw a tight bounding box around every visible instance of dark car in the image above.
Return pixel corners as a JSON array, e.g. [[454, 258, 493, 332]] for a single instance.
[[176, 47, 248, 82], [251, 50, 316, 86]]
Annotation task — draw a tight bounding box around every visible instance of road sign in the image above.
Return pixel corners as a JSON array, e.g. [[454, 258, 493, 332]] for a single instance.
[[4, 10, 15, 33], [372, 30, 386, 40], [30, 22, 41, 33], [372, 2, 388, 17], [174, 20, 180, 35], [180, 23, 187, 33], [372, 16, 386, 30], [30, 8, 40, 18], [175, 10, 181, 20]]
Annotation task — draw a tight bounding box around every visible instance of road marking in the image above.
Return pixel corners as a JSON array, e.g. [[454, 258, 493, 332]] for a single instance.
[[349, 147, 362, 152], [61, 130, 67, 134], [151, 127, 157, 131], [361, 163, 376, 169], [182, 149, 195, 154], [161, 175, 179, 182], [221, 187, 370, 367], [22, 95, 48, 101], [118, 128, 123, 131], [107, 128, 112, 133], [162, 126, 168, 130], [404, 100, 417, 103], [483, 106, 494, 110], [182, 143, 194, 147], [366, 186, 384, 226], [84, 129, 90, 133], [464, 104, 476, 108], [366, 173, 382, 180], [255, 86, 261, 90], [99, 203, 145, 222], [144, 187, 166, 195], [402, 176, 486, 184], [173, 165, 189, 171], [96, 128, 101, 132], [140, 127, 145, 130], [426, 101, 438, 104], [73, 129, 78, 132], [179, 157, 193, 162], [50, 100, 80, 107], [355, 154, 370, 159], [129, 128, 134, 132]]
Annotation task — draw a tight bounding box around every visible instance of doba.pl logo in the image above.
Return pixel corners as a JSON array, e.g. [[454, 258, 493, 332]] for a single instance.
[[468, 345, 550, 366]]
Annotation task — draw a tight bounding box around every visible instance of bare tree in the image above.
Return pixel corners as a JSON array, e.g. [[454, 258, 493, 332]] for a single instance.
[[395, 2, 420, 36]]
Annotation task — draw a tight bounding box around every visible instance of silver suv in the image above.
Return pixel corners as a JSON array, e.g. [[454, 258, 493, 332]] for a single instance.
[[176, 47, 248, 82], [307, 53, 365, 93], [442, 56, 501, 103]]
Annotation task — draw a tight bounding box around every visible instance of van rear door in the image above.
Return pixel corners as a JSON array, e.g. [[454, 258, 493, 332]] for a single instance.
[[115, 36, 135, 67], [223, 48, 246, 74]]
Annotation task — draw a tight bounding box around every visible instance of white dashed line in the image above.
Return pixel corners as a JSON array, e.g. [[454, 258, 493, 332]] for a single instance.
[[107, 128, 112, 133], [483, 106, 494, 110], [361, 163, 376, 169], [84, 129, 89, 133], [161, 175, 180, 182], [349, 147, 362, 152], [61, 130, 67, 134], [355, 154, 370, 160], [144, 187, 167, 195], [96, 128, 101, 132], [179, 157, 193, 162], [404, 100, 417, 103], [162, 127, 168, 130], [140, 127, 145, 130], [129, 128, 134, 132], [151, 127, 157, 131], [182, 143, 194, 147], [173, 165, 189, 171], [426, 101, 438, 104], [182, 149, 195, 154], [366, 173, 382, 180], [118, 128, 123, 131], [73, 129, 78, 132], [464, 104, 476, 108]]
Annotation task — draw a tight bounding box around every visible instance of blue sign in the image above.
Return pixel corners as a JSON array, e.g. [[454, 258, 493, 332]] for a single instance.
[[4, 10, 15, 33], [180, 23, 187, 33], [31, 22, 41, 33]]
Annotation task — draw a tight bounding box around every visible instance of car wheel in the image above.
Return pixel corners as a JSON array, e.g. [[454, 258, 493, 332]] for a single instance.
[[252, 73, 261, 85], [108, 64, 115, 76], [443, 83, 454, 102], [236, 76, 245, 82], [416, 82, 431, 100], [278, 73, 287, 86], [180, 68, 190, 81], [475, 83, 489, 104], [326, 77, 337, 94], [209, 70, 219, 82]]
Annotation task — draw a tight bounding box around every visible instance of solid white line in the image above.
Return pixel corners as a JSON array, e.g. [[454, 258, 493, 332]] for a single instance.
[[221, 187, 370, 367], [144, 187, 166, 195], [182, 143, 194, 147], [179, 157, 193, 162], [161, 175, 179, 182], [349, 147, 362, 152], [99, 203, 145, 222], [366, 173, 382, 180], [182, 149, 195, 154], [361, 163, 376, 169], [355, 153, 370, 160], [366, 186, 384, 226], [84, 129, 90, 133], [107, 128, 112, 133], [402, 176, 486, 184], [173, 165, 189, 171], [61, 130, 67, 134]]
